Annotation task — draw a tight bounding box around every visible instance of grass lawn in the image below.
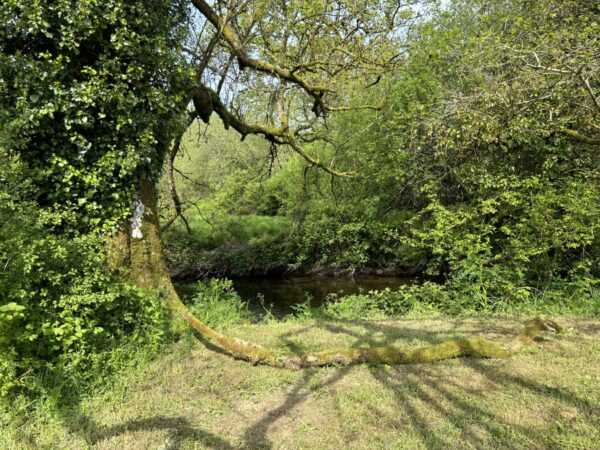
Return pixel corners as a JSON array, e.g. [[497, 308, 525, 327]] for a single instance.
[[3, 316, 600, 449]]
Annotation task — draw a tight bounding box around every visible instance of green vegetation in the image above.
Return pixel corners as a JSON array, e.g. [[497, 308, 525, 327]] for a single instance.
[[164, 0, 599, 297], [2, 314, 599, 449], [165, 210, 292, 278], [1, 0, 190, 232], [301, 282, 600, 321], [1, 0, 189, 406], [1, 0, 599, 448], [0, 158, 173, 403], [1, 274, 599, 447], [185, 279, 253, 329]]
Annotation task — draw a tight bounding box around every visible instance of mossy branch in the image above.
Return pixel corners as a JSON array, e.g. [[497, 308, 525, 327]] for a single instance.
[[165, 293, 563, 369], [562, 129, 600, 146], [193, 86, 355, 177], [190, 0, 330, 111], [121, 178, 562, 370]]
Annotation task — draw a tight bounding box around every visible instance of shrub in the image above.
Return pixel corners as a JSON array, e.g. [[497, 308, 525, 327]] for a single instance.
[[0, 159, 171, 401]]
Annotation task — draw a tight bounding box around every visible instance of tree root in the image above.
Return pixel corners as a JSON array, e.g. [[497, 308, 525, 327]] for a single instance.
[[166, 293, 563, 369]]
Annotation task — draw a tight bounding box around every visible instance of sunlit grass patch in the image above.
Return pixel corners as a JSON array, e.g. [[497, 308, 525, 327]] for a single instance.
[[4, 316, 598, 449], [186, 207, 291, 249]]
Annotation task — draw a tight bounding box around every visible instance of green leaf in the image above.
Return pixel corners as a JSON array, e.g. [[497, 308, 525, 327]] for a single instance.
[[0, 303, 26, 313]]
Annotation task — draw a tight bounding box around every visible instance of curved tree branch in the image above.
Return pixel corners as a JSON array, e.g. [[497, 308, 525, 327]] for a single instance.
[[562, 129, 600, 146], [166, 290, 564, 369], [193, 85, 355, 177], [191, 0, 332, 111]]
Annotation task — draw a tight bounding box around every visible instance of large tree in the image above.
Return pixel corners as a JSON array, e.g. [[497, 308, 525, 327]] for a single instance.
[[109, 0, 428, 364], [1, 0, 569, 368], [1, 0, 428, 365]]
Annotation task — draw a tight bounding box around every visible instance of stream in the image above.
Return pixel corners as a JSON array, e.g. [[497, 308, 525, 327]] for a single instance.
[[232, 275, 410, 317]]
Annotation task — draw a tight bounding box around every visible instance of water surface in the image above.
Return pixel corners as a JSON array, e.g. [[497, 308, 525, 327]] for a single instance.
[[233, 275, 410, 317]]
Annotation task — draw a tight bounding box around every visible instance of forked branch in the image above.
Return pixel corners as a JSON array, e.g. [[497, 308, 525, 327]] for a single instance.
[[192, 86, 355, 177]]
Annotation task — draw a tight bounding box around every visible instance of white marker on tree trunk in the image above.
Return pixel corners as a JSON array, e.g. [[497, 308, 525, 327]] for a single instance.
[[130, 199, 145, 239]]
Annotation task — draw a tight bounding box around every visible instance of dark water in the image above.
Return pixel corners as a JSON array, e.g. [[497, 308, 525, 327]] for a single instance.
[[233, 275, 410, 317]]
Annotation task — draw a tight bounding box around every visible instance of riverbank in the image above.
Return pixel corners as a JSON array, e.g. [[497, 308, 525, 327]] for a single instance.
[[164, 238, 415, 282], [177, 275, 414, 319], [3, 316, 599, 449], [162, 212, 421, 281]]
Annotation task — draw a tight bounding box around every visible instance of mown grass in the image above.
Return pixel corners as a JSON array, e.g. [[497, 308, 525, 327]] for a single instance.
[[2, 315, 599, 449]]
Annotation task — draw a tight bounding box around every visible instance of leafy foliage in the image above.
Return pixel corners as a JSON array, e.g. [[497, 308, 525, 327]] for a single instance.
[[309, 281, 599, 321], [0, 0, 191, 231], [167, 0, 599, 304], [0, 0, 191, 401], [0, 159, 171, 401]]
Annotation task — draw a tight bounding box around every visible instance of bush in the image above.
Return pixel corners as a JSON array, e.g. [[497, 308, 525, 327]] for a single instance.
[[0, 159, 171, 402], [164, 213, 294, 278]]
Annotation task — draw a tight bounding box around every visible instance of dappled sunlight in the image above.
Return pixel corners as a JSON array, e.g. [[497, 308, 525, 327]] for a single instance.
[[44, 317, 599, 449], [2, 1, 598, 448]]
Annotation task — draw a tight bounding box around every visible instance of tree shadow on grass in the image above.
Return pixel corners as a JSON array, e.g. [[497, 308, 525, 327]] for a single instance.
[[236, 322, 375, 449], [58, 318, 598, 449], [465, 358, 600, 415], [239, 367, 353, 449], [371, 360, 598, 448], [236, 318, 452, 448], [235, 318, 599, 449], [69, 414, 235, 449]]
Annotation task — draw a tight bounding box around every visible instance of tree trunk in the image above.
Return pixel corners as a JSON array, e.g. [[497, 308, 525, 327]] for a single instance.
[[107, 178, 563, 369], [107, 177, 177, 298], [106, 177, 277, 359]]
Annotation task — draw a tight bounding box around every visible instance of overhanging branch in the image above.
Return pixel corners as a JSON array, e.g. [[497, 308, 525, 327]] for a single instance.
[[562, 129, 600, 146], [190, 0, 331, 112], [192, 86, 355, 177]]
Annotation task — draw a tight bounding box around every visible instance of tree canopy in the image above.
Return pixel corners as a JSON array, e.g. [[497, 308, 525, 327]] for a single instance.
[[1, 0, 191, 230]]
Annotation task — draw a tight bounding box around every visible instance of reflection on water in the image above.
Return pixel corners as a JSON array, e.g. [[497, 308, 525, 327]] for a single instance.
[[232, 275, 410, 318]]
